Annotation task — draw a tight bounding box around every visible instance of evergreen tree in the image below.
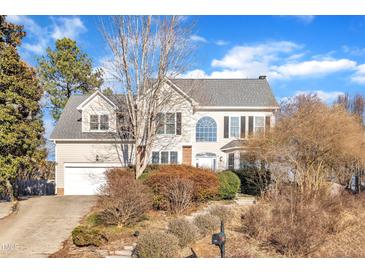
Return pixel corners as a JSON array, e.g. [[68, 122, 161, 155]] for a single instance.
[[38, 38, 103, 121], [0, 16, 46, 200]]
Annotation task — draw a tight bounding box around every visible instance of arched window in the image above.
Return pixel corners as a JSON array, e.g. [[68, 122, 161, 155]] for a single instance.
[[196, 116, 217, 142]]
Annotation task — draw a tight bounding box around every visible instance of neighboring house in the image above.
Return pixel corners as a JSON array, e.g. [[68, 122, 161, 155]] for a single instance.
[[50, 76, 279, 195]]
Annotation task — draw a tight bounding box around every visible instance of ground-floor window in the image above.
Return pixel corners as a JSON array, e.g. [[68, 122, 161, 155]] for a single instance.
[[228, 153, 235, 169], [239, 152, 249, 169], [151, 151, 178, 164]]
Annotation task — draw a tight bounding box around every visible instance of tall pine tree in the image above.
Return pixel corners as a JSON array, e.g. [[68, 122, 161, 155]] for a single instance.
[[0, 16, 46, 200], [38, 38, 103, 121]]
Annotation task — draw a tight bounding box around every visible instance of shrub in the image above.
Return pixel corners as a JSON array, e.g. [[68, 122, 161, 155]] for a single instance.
[[167, 218, 200, 247], [72, 226, 107, 247], [135, 231, 180, 258], [193, 214, 220, 237], [241, 184, 344, 257], [209, 205, 235, 224], [163, 178, 194, 214], [98, 169, 152, 226], [234, 165, 271, 196], [218, 171, 240, 199], [145, 165, 220, 210]]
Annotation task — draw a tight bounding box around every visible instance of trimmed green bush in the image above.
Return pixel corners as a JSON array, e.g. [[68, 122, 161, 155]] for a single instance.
[[135, 231, 180, 258], [168, 218, 200, 247], [218, 170, 240, 199], [234, 166, 272, 196], [72, 226, 107, 247]]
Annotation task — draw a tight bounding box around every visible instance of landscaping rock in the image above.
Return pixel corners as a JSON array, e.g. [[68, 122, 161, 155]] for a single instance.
[[235, 197, 256, 206], [114, 249, 132, 256], [123, 245, 134, 251]]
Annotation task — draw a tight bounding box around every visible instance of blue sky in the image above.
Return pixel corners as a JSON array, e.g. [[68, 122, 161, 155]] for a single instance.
[[6, 15, 365, 159]]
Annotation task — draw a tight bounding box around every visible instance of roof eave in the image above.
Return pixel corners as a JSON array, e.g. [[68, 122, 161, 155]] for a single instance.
[[76, 91, 118, 111]]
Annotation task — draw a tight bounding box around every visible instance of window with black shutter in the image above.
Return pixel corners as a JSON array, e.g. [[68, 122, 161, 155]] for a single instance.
[[176, 112, 182, 135], [100, 114, 109, 130], [248, 116, 254, 136], [224, 116, 229, 138], [152, 151, 160, 164], [265, 116, 271, 131], [240, 116, 246, 138], [228, 153, 235, 169], [156, 113, 165, 134]]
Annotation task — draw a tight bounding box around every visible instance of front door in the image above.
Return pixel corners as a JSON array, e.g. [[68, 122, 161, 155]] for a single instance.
[[182, 146, 192, 165]]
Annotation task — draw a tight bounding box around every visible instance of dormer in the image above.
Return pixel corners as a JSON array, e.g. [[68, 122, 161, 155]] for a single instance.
[[77, 91, 118, 133]]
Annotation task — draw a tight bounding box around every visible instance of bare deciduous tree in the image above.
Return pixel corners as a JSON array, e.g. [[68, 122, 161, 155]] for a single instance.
[[100, 16, 194, 178], [248, 94, 365, 197], [336, 93, 365, 124]]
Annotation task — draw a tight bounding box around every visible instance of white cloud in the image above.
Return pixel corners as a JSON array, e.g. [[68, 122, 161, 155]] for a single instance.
[[294, 16, 315, 24], [294, 90, 345, 103], [7, 15, 49, 54], [51, 17, 87, 40], [287, 52, 306, 60], [6, 16, 87, 55], [190, 35, 207, 43], [272, 59, 357, 79], [351, 64, 365, 84], [183, 40, 359, 80], [343, 45, 365, 56], [215, 40, 229, 46], [180, 69, 209, 78], [7, 15, 42, 34], [211, 41, 300, 70]]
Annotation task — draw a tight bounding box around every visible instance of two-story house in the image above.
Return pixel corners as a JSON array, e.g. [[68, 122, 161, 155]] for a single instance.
[[50, 76, 279, 195]]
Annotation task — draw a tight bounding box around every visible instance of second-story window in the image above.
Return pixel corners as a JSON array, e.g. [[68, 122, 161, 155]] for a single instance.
[[89, 114, 109, 131], [156, 113, 176, 135], [90, 115, 99, 130], [254, 116, 265, 133], [196, 116, 217, 142], [165, 113, 176, 134], [230, 117, 240, 138], [100, 115, 109, 130]]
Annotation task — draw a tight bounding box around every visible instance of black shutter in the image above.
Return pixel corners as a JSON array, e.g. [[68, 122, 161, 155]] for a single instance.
[[265, 116, 271, 131], [176, 112, 182, 135], [248, 116, 254, 136], [224, 116, 229, 138], [240, 116, 246, 139]]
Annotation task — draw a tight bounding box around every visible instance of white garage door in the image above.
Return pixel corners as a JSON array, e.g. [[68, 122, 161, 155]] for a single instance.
[[64, 164, 120, 195]]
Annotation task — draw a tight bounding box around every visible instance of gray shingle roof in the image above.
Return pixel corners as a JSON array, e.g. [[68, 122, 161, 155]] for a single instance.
[[51, 78, 278, 140], [171, 78, 278, 107], [50, 95, 125, 140], [221, 139, 248, 151]]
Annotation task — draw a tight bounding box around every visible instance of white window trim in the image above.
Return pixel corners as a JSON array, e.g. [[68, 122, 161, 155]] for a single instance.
[[254, 116, 265, 134], [229, 116, 240, 138], [151, 151, 179, 164], [227, 153, 235, 169], [157, 112, 176, 135], [89, 113, 111, 132]]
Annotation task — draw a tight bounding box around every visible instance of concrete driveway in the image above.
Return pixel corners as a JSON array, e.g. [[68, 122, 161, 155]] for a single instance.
[[0, 195, 97, 258]]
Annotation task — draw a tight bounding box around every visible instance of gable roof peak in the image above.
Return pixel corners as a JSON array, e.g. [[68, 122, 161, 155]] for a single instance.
[[76, 90, 118, 111]]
